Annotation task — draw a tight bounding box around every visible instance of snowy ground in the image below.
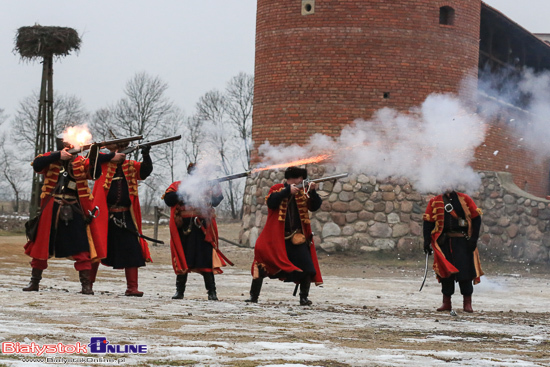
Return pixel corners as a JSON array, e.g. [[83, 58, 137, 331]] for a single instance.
[[0, 225, 549, 367]]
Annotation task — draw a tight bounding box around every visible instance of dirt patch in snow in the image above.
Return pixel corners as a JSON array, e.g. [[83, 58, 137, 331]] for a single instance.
[[0, 222, 549, 367]]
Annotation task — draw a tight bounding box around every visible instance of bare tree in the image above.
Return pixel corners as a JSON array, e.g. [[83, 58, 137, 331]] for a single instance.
[[182, 114, 204, 167], [12, 92, 89, 151], [157, 108, 186, 184], [226, 72, 254, 170], [0, 134, 29, 213], [90, 72, 176, 161], [196, 90, 244, 219], [0, 108, 6, 126]]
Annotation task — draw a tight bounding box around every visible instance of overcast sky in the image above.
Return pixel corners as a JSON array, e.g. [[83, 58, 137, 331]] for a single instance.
[[0, 1, 548, 121], [0, 1, 257, 119]]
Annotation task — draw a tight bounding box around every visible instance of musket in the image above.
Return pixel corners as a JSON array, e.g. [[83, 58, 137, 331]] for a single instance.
[[119, 135, 182, 155], [297, 173, 349, 189], [419, 252, 430, 292], [67, 135, 143, 155], [208, 171, 252, 184]]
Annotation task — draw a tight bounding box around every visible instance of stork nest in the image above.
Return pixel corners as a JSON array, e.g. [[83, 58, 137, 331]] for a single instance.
[[15, 25, 81, 59]]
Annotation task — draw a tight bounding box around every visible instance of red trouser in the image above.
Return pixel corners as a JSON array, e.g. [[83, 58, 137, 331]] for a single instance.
[[30, 252, 92, 271]]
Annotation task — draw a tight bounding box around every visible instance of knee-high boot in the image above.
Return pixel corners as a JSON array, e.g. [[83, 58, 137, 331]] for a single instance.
[[463, 295, 474, 313], [79, 269, 94, 295], [245, 277, 263, 303], [124, 267, 144, 297], [172, 274, 188, 299], [437, 295, 452, 311], [299, 278, 312, 306], [202, 272, 218, 301], [23, 268, 43, 292]]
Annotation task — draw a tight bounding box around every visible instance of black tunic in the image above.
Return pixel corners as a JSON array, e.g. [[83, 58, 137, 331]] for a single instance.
[[423, 191, 481, 282], [266, 183, 322, 282], [164, 189, 223, 270], [102, 154, 152, 269]]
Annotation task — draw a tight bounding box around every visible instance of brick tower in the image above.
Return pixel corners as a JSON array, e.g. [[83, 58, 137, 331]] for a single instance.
[[252, 0, 481, 151]]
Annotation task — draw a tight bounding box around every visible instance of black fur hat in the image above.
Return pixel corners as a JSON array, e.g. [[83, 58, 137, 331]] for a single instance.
[[55, 137, 66, 151], [284, 166, 307, 180]]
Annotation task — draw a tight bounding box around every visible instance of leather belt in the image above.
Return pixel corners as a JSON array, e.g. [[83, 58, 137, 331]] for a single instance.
[[53, 194, 77, 200], [54, 198, 77, 205], [109, 206, 129, 213], [446, 232, 466, 238]]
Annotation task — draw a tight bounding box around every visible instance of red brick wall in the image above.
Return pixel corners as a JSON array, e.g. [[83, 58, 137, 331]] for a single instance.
[[252, 0, 481, 149], [252, 0, 550, 198], [473, 118, 550, 197]]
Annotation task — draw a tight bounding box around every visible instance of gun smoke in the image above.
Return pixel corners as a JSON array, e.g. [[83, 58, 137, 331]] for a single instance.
[[478, 66, 550, 158], [259, 67, 550, 195], [259, 93, 486, 194], [175, 160, 222, 214]]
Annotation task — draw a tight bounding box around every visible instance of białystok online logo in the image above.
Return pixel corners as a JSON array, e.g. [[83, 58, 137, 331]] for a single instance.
[[1, 337, 147, 356], [88, 337, 147, 354]]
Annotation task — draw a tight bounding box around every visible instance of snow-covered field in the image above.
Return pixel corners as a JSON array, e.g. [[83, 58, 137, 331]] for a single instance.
[[0, 230, 548, 367]]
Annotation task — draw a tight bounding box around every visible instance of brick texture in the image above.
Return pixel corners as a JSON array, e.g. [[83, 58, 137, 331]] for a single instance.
[[252, 0, 549, 197]]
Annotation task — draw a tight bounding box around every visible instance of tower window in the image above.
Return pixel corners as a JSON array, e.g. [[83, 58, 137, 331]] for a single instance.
[[302, 0, 315, 15], [439, 6, 455, 26]]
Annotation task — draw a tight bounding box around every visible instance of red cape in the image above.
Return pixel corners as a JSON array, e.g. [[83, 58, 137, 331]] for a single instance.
[[252, 183, 323, 285], [424, 192, 484, 284], [24, 154, 105, 261], [92, 160, 152, 263], [165, 181, 226, 275]]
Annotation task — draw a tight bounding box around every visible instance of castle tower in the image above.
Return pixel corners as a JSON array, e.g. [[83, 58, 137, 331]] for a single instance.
[[252, 0, 481, 151]]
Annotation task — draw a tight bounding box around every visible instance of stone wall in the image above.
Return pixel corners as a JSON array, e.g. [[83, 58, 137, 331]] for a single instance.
[[239, 169, 550, 265]]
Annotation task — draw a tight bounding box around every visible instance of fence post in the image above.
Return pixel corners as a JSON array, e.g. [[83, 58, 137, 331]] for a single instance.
[[153, 206, 160, 243]]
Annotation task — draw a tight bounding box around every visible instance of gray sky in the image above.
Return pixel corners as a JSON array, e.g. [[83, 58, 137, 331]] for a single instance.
[[0, 1, 257, 118], [0, 1, 547, 121]]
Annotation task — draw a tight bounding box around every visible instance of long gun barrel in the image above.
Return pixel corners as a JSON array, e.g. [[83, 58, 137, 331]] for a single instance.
[[67, 135, 143, 155], [119, 135, 182, 154], [208, 171, 251, 184], [297, 172, 349, 188]]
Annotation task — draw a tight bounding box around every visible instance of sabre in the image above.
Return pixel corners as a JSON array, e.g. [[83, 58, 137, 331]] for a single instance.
[[419, 252, 429, 292]]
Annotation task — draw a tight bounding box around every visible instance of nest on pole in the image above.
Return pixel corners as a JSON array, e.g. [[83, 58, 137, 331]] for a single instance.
[[14, 25, 81, 60]]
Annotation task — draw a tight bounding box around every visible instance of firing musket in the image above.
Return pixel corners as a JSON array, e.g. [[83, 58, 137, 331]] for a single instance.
[[208, 171, 252, 184], [119, 135, 182, 155], [297, 172, 349, 189], [67, 135, 143, 155]]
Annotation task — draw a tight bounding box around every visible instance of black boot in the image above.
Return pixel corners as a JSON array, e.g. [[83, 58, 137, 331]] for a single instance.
[[23, 268, 43, 292], [245, 277, 263, 303], [79, 270, 94, 295], [203, 272, 218, 301], [299, 278, 312, 306], [172, 274, 188, 299]]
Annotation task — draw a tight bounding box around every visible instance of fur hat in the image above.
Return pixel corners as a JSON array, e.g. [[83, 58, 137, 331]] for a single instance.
[[55, 137, 66, 151], [187, 162, 196, 174], [284, 166, 307, 180]]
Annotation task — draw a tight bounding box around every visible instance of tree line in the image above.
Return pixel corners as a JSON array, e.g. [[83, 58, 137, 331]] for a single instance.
[[0, 71, 253, 219]]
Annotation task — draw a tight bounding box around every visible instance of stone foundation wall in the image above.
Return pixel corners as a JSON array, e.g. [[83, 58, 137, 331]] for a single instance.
[[239, 169, 550, 264]]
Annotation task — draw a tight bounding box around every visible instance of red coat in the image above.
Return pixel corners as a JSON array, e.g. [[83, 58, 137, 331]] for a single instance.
[[164, 181, 226, 274], [252, 184, 323, 286], [24, 154, 105, 261], [91, 160, 152, 263], [423, 192, 484, 284]]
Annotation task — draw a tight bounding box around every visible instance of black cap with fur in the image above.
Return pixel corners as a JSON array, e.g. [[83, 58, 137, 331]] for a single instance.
[[284, 166, 307, 180]]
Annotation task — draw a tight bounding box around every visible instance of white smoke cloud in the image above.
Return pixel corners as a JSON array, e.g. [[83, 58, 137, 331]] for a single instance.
[[258, 93, 486, 194], [478, 67, 550, 158], [176, 159, 223, 214]]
